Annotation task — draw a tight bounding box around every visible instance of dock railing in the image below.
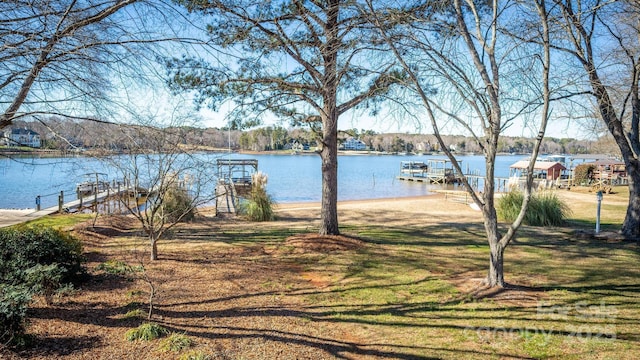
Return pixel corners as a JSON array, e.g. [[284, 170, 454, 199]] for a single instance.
[[34, 178, 133, 215]]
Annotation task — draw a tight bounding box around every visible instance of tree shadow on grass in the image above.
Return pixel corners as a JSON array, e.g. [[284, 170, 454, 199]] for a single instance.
[[350, 223, 486, 247], [13, 335, 102, 358], [166, 322, 442, 359]]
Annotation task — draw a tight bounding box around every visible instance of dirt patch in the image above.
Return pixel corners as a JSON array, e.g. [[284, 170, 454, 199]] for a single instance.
[[284, 233, 365, 253], [573, 229, 629, 243], [300, 272, 333, 288], [450, 273, 548, 306], [73, 215, 139, 238]]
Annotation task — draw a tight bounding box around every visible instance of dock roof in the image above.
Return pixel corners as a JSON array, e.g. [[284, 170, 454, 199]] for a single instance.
[[592, 159, 625, 166], [510, 160, 566, 171], [570, 154, 617, 161]]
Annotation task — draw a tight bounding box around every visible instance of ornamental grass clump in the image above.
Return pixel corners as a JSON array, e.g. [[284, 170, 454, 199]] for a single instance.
[[497, 190, 571, 227], [240, 171, 275, 221], [125, 322, 168, 341], [159, 332, 193, 352], [121, 309, 147, 320], [163, 183, 196, 223]]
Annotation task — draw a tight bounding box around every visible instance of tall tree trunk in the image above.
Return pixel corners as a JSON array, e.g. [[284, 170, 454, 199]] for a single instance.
[[565, 3, 640, 238], [319, 0, 340, 236], [483, 179, 506, 288], [319, 112, 339, 235], [587, 72, 640, 238]]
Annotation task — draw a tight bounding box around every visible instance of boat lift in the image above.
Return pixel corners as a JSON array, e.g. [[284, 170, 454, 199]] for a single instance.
[[215, 158, 258, 213], [398, 159, 463, 184]]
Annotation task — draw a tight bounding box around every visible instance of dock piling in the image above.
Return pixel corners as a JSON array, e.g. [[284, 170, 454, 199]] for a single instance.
[[58, 191, 64, 212]]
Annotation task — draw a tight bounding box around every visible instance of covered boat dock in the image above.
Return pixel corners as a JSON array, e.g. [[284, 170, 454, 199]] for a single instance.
[[398, 159, 464, 184]]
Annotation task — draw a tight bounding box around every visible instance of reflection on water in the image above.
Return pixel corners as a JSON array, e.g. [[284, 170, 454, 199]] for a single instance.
[[0, 153, 526, 209]]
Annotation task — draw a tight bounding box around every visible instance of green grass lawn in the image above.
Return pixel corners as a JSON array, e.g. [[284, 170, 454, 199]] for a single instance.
[[254, 189, 640, 359], [22, 213, 94, 229]]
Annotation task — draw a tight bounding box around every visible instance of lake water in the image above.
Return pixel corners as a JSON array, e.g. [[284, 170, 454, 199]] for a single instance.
[[0, 153, 526, 210]]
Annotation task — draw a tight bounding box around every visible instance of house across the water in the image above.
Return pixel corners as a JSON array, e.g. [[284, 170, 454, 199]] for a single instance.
[[341, 137, 367, 151], [3, 128, 41, 148]]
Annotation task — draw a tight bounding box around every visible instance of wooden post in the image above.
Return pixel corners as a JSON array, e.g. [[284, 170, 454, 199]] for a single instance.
[[58, 191, 64, 212], [94, 190, 98, 213], [36, 196, 41, 211]]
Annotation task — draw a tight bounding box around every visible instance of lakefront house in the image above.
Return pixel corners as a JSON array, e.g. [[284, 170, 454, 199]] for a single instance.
[[3, 128, 41, 148], [341, 137, 367, 151]]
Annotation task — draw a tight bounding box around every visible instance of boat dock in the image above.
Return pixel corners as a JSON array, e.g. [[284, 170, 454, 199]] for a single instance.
[[215, 158, 258, 214], [398, 159, 517, 193], [398, 159, 464, 184], [0, 181, 141, 228]]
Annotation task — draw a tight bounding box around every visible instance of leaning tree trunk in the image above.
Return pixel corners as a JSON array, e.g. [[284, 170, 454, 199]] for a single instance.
[[622, 161, 640, 239], [582, 56, 640, 239]]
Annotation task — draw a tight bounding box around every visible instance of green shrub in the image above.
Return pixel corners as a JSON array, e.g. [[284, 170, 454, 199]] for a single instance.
[[1, 273, 62, 345], [0, 225, 86, 286], [496, 190, 523, 223], [159, 332, 193, 352], [163, 184, 196, 223], [497, 190, 571, 226], [125, 322, 169, 341], [23, 264, 64, 304], [0, 284, 32, 346], [527, 191, 572, 226], [0, 225, 86, 345]]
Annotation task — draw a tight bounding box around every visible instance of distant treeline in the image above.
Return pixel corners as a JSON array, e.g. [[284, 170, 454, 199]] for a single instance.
[[4, 118, 618, 156]]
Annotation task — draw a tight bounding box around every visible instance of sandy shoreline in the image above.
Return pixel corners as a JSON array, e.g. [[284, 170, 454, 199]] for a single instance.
[[0, 209, 38, 228], [273, 194, 441, 209], [0, 189, 614, 229], [0, 209, 35, 216], [265, 192, 487, 229], [1, 193, 466, 228]]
